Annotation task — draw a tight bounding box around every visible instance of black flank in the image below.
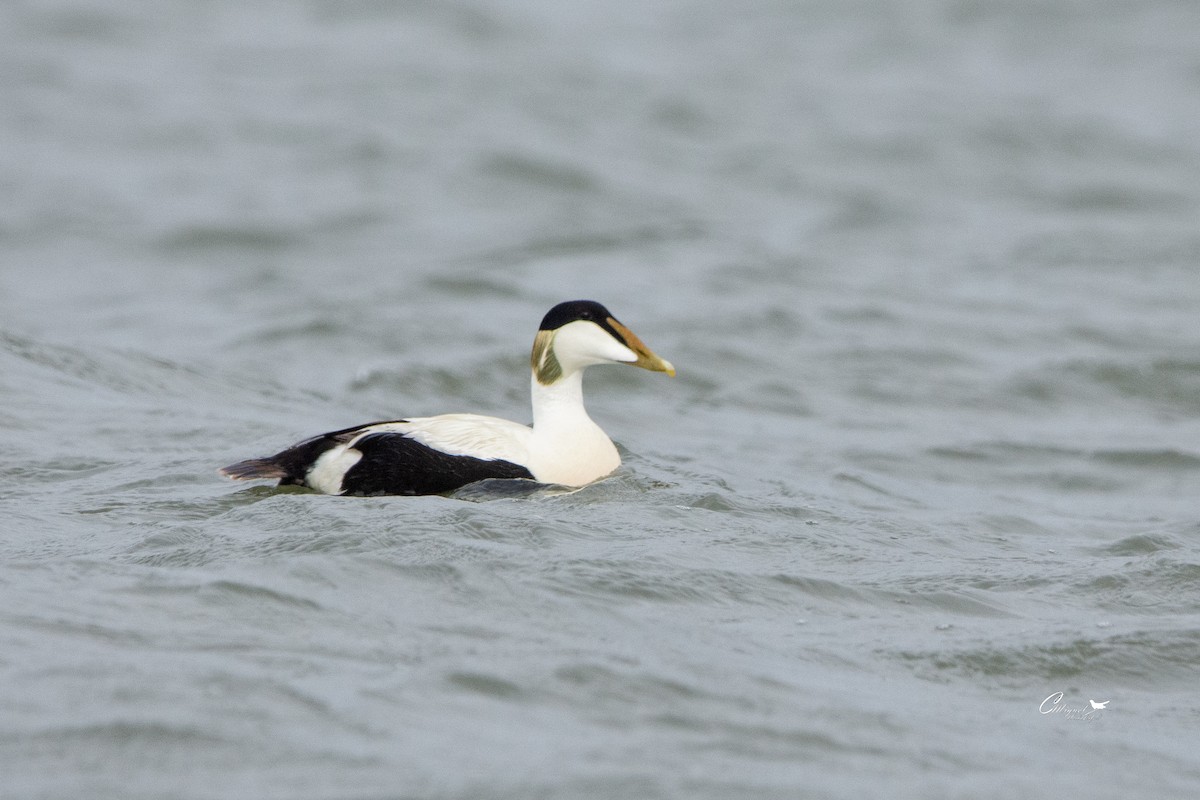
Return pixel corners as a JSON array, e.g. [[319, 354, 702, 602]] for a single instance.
[[340, 432, 534, 496]]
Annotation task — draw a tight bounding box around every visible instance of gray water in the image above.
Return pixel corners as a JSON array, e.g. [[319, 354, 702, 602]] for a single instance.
[[3, 1, 1200, 798]]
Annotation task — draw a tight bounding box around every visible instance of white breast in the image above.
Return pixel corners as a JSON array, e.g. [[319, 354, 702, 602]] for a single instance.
[[525, 424, 620, 486]]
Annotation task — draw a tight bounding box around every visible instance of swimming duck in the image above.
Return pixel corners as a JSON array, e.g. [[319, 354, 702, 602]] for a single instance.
[[219, 300, 675, 495]]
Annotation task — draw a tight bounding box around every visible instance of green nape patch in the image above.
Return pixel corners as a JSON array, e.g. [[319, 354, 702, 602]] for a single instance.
[[530, 330, 562, 385]]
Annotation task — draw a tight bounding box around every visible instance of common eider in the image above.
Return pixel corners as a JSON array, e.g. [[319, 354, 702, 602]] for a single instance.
[[219, 300, 675, 496]]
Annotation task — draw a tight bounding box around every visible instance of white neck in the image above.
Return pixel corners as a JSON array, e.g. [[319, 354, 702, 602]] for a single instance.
[[531, 369, 587, 428], [527, 368, 620, 485]]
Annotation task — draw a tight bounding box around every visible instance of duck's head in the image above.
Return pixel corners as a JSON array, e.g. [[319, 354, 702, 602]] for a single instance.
[[531, 300, 675, 385]]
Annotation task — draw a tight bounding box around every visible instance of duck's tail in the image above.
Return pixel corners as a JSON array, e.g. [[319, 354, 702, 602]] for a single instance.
[[218, 457, 290, 481]]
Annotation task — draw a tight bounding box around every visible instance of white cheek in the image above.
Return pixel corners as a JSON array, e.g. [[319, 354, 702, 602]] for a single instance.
[[553, 320, 635, 370]]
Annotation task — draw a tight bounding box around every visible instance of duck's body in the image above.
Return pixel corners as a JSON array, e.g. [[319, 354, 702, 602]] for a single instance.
[[219, 300, 674, 496]]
